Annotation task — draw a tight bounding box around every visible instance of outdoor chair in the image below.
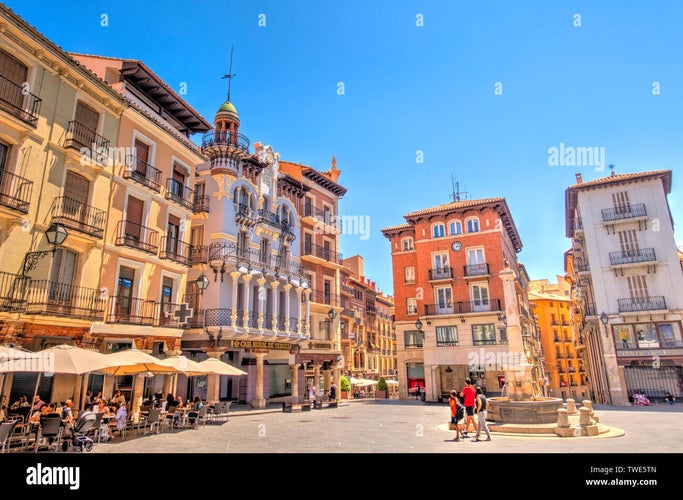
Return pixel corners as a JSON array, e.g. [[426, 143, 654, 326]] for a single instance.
[[195, 404, 209, 428], [0, 420, 17, 453], [140, 407, 162, 435], [34, 414, 63, 452]]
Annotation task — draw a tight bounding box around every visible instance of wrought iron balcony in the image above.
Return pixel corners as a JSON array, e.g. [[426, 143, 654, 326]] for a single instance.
[[258, 209, 281, 228], [573, 217, 583, 230], [310, 290, 340, 307], [123, 156, 162, 192], [341, 283, 355, 295], [115, 220, 159, 254], [617, 296, 666, 313], [235, 203, 257, 224], [302, 241, 342, 265], [191, 245, 208, 265], [105, 296, 157, 325], [303, 205, 337, 227], [193, 194, 210, 214], [204, 308, 232, 327], [51, 196, 106, 239], [423, 299, 503, 315], [0, 271, 28, 312], [0, 73, 41, 127], [201, 129, 250, 153], [463, 263, 489, 277], [24, 280, 105, 320], [64, 120, 110, 159], [573, 260, 590, 273], [609, 248, 656, 266], [602, 203, 647, 222], [165, 179, 194, 211], [429, 267, 453, 280], [584, 304, 597, 317], [159, 236, 192, 266], [289, 317, 298, 333], [0, 168, 32, 214]]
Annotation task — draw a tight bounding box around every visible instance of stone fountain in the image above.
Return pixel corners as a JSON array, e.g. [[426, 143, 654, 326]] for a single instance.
[[486, 268, 563, 424]]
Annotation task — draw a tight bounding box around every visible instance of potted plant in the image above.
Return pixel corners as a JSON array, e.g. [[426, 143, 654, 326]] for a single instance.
[[340, 376, 351, 400], [376, 377, 388, 399]]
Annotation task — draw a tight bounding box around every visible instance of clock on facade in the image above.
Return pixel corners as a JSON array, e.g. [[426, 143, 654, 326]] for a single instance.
[[451, 241, 462, 252]]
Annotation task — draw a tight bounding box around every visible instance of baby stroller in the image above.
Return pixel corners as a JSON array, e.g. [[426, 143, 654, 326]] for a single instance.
[[62, 410, 97, 452]]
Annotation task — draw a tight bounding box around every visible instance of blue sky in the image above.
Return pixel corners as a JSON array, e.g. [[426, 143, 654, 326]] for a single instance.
[[7, 0, 683, 296]]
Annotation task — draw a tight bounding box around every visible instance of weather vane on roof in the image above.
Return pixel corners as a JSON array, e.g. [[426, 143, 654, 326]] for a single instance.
[[222, 46, 237, 101], [608, 163, 616, 175]]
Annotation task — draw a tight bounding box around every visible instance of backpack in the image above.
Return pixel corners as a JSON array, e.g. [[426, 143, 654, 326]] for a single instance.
[[455, 403, 465, 421], [478, 394, 488, 411]]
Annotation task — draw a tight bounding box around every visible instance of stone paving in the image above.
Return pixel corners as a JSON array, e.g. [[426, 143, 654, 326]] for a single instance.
[[86, 398, 683, 454]]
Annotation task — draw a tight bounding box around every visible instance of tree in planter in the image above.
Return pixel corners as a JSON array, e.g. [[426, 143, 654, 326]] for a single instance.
[[377, 377, 388, 399], [340, 376, 351, 399]]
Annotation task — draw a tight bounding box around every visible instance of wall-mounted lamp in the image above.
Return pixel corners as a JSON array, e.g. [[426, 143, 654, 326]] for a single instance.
[[21, 222, 69, 274], [600, 311, 609, 337], [460, 316, 466, 323], [415, 318, 423, 331], [445, 366, 453, 373], [196, 273, 210, 295]]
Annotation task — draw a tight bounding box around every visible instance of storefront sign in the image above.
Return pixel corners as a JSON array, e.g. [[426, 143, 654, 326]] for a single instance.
[[230, 340, 293, 350], [305, 341, 332, 350]]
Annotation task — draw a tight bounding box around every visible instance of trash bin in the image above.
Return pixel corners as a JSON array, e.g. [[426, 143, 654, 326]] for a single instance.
[[421, 390, 426, 402]]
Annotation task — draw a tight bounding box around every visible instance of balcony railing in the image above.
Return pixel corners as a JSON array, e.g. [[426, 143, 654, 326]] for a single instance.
[[609, 248, 656, 266], [115, 220, 159, 254], [106, 296, 157, 325], [0, 271, 28, 312], [193, 194, 210, 214], [429, 267, 453, 280], [165, 179, 194, 211], [424, 299, 502, 315], [289, 317, 298, 333], [51, 196, 106, 239], [159, 237, 192, 266], [310, 290, 340, 307], [303, 241, 342, 265], [201, 129, 250, 154], [602, 203, 647, 222], [258, 209, 281, 228], [204, 308, 232, 327], [24, 280, 105, 320], [0, 168, 32, 214], [573, 260, 590, 273], [303, 205, 336, 227], [584, 304, 597, 317], [341, 283, 355, 295], [64, 120, 110, 159], [617, 296, 667, 313], [463, 263, 489, 277], [191, 245, 208, 265], [0, 73, 41, 126], [573, 217, 583, 230], [123, 156, 162, 192]]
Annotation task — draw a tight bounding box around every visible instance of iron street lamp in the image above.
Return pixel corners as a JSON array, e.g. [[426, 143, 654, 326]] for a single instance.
[[415, 318, 423, 331], [22, 223, 69, 274], [600, 311, 609, 337], [196, 273, 210, 295], [327, 308, 337, 320]]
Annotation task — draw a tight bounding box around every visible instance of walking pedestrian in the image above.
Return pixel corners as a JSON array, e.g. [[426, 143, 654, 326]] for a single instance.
[[473, 386, 491, 441], [460, 377, 478, 436], [448, 390, 464, 442]]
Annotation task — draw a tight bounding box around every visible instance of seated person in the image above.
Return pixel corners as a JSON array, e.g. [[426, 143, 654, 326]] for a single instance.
[[187, 396, 203, 426], [92, 391, 103, 405], [114, 403, 128, 435], [111, 390, 126, 407], [31, 395, 46, 412], [10, 395, 28, 411], [61, 400, 75, 434]]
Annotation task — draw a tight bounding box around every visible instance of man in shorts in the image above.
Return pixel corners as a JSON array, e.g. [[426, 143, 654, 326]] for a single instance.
[[459, 377, 478, 436]]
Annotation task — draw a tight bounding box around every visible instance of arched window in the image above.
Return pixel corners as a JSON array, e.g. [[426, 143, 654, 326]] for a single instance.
[[401, 237, 414, 251], [448, 220, 462, 235], [432, 223, 445, 238], [466, 217, 480, 233]]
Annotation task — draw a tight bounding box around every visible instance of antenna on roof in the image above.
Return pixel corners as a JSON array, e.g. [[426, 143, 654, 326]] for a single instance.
[[222, 46, 237, 101], [450, 173, 469, 202], [608, 163, 616, 176]]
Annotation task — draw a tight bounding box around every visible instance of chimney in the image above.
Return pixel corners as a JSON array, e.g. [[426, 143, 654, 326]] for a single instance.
[[575, 173, 583, 184]]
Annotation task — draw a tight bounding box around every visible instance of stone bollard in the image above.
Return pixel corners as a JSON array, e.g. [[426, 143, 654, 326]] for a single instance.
[[554, 408, 575, 437], [579, 407, 599, 436], [566, 398, 577, 415], [582, 400, 599, 423]]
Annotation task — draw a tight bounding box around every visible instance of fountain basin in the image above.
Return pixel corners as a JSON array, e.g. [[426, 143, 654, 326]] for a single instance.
[[487, 397, 564, 424]]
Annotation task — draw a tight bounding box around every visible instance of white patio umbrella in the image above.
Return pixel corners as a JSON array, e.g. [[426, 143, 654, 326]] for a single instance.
[[0, 344, 115, 411], [101, 349, 178, 376], [158, 355, 207, 376], [195, 357, 247, 376]]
